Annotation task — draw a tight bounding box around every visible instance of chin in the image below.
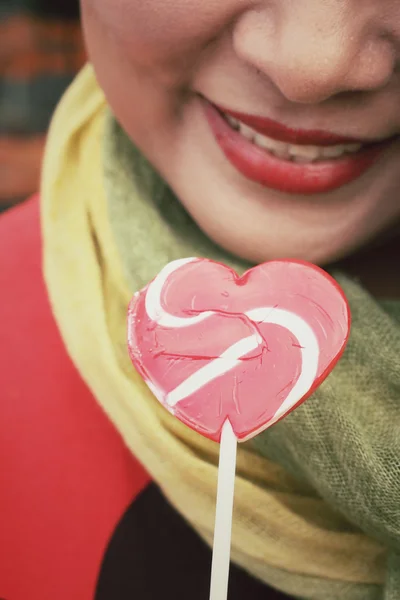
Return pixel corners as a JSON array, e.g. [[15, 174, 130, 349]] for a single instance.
[[209, 230, 352, 267]]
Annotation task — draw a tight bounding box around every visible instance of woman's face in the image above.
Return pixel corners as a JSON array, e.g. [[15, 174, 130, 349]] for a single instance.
[[81, 0, 400, 264]]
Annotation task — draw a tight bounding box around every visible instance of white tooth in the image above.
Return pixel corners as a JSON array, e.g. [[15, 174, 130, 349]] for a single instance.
[[254, 133, 274, 150], [320, 145, 346, 158], [270, 140, 291, 159], [346, 143, 362, 153], [288, 144, 320, 160], [238, 124, 256, 141], [226, 115, 239, 130], [254, 133, 291, 159]]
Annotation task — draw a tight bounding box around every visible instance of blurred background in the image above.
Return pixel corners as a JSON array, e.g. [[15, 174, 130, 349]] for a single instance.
[[0, 0, 85, 212]]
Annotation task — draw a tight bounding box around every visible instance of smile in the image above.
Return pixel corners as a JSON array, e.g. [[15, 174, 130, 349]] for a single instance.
[[203, 99, 394, 195]]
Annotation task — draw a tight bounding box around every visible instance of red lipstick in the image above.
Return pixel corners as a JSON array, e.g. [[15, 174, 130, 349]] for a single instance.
[[219, 106, 367, 146], [203, 100, 391, 195]]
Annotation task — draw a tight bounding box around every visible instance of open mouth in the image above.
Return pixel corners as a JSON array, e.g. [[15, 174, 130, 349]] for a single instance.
[[203, 99, 394, 195]]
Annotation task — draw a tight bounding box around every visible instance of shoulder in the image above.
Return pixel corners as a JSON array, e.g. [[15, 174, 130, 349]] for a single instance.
[[0, 197, 150, 600]]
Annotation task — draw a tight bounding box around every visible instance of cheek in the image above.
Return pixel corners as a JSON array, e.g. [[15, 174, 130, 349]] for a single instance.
[[81, 0, 199, 155], [83, 0, 242, 62]]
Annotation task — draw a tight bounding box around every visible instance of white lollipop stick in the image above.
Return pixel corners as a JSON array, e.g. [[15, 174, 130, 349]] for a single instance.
[[209, 419, 238, 600]]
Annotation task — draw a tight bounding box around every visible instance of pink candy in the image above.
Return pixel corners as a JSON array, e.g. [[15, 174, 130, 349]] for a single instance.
[[128, 258, 350, 443]]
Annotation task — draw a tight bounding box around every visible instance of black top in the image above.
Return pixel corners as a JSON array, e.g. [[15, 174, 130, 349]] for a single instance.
[[96, 483, 292, 600]]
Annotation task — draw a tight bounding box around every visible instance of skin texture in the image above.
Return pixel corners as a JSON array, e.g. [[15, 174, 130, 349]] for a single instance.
[[80, 0, 400, 293]]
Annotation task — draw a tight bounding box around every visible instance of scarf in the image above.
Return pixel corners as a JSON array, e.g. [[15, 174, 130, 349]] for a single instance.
[[42, 64, 400, 600]]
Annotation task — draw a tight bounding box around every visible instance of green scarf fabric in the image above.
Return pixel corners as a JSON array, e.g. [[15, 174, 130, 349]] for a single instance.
[[104, 113, 400, 599]]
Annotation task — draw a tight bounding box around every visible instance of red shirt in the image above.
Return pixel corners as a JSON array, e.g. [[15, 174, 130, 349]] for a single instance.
[[0, 196, 150, 600]]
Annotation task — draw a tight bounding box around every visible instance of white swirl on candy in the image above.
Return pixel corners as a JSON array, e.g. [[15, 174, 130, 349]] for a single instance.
[[145, 258, 320, 435], [145, 258, 213, 327]]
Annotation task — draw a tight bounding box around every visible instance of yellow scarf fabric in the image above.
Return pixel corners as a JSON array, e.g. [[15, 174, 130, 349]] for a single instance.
[[42, 65, 394, 599]]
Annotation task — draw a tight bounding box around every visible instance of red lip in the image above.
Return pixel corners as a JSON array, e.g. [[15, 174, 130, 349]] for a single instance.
[[217, 104, 367, 145], [204, 101, 391, 195]]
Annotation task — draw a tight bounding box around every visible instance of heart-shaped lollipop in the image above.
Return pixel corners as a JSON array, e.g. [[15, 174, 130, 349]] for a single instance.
[[128, 258, 351, 600], [128, 258, 350, 443]]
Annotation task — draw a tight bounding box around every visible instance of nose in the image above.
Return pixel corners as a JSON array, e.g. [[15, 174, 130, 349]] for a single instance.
[[234, 1, 396, 103]]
